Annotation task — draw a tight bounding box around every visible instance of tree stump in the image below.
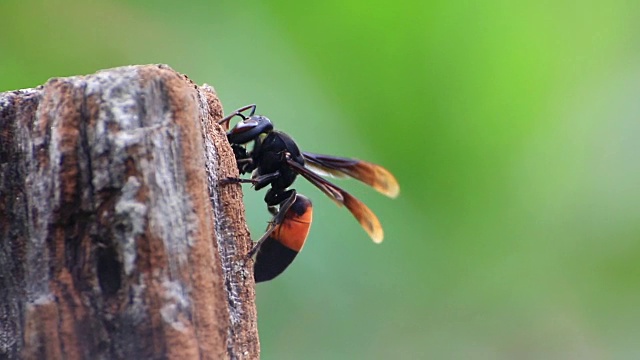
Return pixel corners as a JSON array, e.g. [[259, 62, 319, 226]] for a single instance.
[[0, 65, 259, 359]]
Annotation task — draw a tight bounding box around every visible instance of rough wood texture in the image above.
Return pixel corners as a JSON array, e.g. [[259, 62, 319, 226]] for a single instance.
[[0, 65, 259, 359]]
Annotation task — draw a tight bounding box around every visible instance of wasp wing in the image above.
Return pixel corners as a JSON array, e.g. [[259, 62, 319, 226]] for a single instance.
[[302, 152, 399, 198], [287, 158, 384, 243]]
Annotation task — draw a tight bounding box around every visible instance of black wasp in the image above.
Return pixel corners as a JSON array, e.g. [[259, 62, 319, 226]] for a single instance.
[[218, 104, 399, 282]]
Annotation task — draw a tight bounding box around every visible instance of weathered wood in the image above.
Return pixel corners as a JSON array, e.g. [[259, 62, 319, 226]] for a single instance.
[[0, 65, 259, 359]]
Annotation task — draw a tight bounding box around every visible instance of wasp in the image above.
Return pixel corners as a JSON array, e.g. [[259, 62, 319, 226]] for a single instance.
[[218, 104, 399, 282]]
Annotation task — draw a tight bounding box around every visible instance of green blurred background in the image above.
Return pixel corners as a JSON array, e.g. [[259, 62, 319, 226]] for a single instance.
[[2, 1, 640, 358]]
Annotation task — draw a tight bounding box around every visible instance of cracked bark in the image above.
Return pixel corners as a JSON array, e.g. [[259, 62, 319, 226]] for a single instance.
[[0, 65, 259, 359]]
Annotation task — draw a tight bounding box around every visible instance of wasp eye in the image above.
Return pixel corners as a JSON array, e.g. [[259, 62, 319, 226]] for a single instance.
[[233, 118, 260, 132]]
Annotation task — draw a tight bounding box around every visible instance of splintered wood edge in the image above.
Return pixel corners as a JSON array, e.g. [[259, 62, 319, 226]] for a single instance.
[[191, 76, 261, 358]]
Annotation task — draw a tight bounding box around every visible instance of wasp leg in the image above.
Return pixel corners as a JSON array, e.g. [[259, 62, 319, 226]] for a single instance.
[[252, 172, 281, 191], [247, 190, 297, 259], [219, 171, 280, 187], [220, 177, 253, 185]]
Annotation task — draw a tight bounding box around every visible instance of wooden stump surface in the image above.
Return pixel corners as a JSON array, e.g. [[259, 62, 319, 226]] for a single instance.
[[0, 65, 259, 359]]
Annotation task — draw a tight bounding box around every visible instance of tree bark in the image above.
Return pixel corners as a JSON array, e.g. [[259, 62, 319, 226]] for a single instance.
[[0, 65, 259, 359]]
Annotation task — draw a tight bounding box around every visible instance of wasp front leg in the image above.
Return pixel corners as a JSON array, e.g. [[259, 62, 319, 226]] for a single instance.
[[219, 171, 281, 189]]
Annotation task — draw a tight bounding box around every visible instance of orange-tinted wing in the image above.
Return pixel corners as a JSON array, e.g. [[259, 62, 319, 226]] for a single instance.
[[287, 158, 384, 243], [302, 152, 399, 198]]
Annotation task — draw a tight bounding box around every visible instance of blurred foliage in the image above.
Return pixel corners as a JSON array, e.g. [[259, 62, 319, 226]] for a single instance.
[[2, 0, 640, 358]]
